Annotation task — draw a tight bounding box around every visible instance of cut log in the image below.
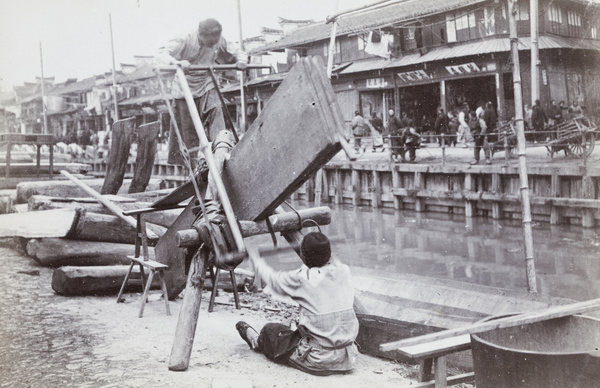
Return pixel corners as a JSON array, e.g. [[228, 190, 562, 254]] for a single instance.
[[51, 265, 253, 296], [176, 206, 332, 247], [25, 238, 146, 267], [60, 171, 158, 241], [0, 208, 79, 238], [129, 121, 159, 194], [101, 117, 135, 194], [51, 265, 161, 296], [27, 195, 183, 228], [69, 210, 167, 244], [16, 177, 163, 204]]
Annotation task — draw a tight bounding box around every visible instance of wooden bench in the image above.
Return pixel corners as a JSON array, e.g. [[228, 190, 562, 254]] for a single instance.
[[117, 256, 171, 318], [396, 334, 474, 388], [116, 207, 176, 317]]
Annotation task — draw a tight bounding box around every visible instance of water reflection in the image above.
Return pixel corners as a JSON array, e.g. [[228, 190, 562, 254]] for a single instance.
[[247, 202, 600, 302]]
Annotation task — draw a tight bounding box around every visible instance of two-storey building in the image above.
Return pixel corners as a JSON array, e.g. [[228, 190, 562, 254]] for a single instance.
[[250, 0, 600, 129]]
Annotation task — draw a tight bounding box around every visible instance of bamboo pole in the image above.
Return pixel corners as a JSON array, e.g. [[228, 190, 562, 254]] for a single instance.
[[236, 0, 247, 134], [109, 13, 119, 121], [530, 0, 540, 104], [39, 42, 49, 135], [174, 68, 245, 253], [509, 0, 537, 293]]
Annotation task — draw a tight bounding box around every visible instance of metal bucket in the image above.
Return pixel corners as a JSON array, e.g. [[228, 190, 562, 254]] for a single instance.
[[471, 314, 600, 388]]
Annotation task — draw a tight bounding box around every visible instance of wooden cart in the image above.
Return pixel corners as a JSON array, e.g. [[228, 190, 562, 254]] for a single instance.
[[490, 121, 518, 159], [544, 116, 597, 159]]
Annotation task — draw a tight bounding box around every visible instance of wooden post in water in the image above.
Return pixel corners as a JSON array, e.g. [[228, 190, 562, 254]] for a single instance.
[[509, 0, 537, 293]]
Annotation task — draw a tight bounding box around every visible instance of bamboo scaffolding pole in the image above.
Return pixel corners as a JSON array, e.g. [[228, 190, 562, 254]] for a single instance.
[[509, 0, 537, 293], [174, 68, 245, 253]]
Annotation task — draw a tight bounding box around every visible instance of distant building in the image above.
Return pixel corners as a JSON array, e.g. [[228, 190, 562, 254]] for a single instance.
[[248, 0, 600, 128]]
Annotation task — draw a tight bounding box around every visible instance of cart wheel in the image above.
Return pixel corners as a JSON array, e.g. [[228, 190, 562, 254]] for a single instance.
[[568, 133, 595, 158]]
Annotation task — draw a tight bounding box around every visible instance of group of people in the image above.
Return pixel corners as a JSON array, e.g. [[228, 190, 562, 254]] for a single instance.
[[524, 99, 585, 143], [351, 109, 421, 163], [352, 100, 501, 165]]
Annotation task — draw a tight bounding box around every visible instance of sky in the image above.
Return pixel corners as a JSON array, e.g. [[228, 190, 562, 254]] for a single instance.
[[0, 0, 372, 89]]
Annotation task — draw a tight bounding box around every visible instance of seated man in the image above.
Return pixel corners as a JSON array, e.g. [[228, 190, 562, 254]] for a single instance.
[[236, 232, 359, 376]]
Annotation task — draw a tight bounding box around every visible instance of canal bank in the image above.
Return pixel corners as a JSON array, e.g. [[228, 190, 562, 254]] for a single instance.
[[297, 143, 600, 228], [91, 141, 600, 228]]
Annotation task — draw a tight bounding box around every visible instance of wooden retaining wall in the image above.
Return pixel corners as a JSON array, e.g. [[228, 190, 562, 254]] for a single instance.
[[296, 161, 600, 228], [92, 160, 600, 228]]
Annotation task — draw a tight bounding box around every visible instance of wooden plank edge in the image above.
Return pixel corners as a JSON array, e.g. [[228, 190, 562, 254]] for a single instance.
[[403, 372, 476, 388]]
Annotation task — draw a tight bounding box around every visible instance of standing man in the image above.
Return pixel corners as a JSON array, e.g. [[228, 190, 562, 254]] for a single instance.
[[531, 99, 547, 143], [386, 109, 403, 162], [369, 112, 384, 152], [548, 100, 562, 128], [236, 232, 359, 376], [351, 110, 366, 152], [154, 18, 247, 176], [434, 107, 448, 147], [569, 99, 584, 118], [458, 102, 471, 148]]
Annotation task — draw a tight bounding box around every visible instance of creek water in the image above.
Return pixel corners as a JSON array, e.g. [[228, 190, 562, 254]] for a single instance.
[[246, 201, 600, 302]]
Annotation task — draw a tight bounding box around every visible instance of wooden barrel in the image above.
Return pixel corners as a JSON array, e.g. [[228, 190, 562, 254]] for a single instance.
[[471, 314, 600, 388]]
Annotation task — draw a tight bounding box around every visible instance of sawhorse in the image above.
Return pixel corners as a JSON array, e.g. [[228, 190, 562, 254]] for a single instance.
[[116, 209, 171, 318], [206, 265, 241, 313]]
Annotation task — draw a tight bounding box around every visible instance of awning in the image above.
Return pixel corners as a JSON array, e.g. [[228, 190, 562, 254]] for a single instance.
[[336, 36, 600, 75]]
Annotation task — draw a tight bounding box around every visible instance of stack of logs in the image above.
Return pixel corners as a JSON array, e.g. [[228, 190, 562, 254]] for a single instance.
[[0, 176, 255, 297]]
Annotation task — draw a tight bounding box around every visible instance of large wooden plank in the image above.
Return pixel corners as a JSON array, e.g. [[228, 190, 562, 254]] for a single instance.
[[129, 121, 159, 194], [155, 57, 347, 297], [222, 56, 346, 221], [101, 117, 135, 194], [16, 177, 162, 204], [0, 208, 78, 238], [380, 298, 600, 352]]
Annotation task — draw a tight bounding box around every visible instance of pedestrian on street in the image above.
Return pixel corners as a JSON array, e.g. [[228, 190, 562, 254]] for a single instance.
[[458, 102, 471, 148], [351, 110, 366, 152], [434, 107, 449, 147], [569, 99, 584, 118], [369, 112, 385, 152], [386, 109, 404, 162], [470, 110, 491, 165], [531, 99, 547, 143], [482, 102, 497, 158], [401, 125, 421, 162], [548, 100, 562, 128], [447, 112, 459, 147], [236, 232, 359, 376]]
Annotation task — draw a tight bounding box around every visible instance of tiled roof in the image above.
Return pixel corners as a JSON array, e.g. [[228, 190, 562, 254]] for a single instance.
[[251, 0, 487, 54], [335, 35, 600, 74], [119, 92, 173, 106]]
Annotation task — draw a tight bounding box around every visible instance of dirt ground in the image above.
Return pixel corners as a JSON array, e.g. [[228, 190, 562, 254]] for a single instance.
[[0, 238, 436, 388]]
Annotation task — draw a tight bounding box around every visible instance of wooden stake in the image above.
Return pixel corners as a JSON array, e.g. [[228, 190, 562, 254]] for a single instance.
[[168, 247, 207, 371]]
